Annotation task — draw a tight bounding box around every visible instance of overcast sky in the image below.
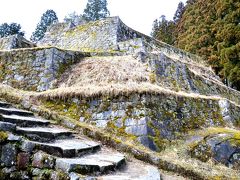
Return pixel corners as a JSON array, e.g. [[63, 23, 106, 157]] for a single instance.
[[0, 0, 186, 39]]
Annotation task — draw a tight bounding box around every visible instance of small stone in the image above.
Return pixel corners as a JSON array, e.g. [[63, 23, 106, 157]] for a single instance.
[[31, 168, 42, 176], [7, 133, 22, 142], [17, 152, 30, 170], [1, 143, 17, 166], [21, 140, 35, 152], [50, 171, 68, 180], [32, 151, 55, 169], [69, 172, 80, 180]]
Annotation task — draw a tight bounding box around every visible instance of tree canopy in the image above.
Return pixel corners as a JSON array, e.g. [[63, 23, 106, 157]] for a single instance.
[[152, 0, 240, 90], [64, 12, 86, 26], [151, 15, 175, 45], [175, 0, 240, 89], [83, 0, 110, 21], [31, 9, 58, 42], [0, 23, 24, 38]]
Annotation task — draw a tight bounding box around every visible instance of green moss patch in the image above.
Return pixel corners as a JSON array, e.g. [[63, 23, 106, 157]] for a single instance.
[[0, 131, 8, 143]]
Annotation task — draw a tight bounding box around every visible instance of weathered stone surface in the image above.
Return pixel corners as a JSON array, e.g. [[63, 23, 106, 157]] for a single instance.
[[1, 114, 50, 127], [0, 107, 34, 116], [7, 133, 22, 142], [190, 129, 240, 169], [60, 93, 240, 151], [1, 143, 17, 166], [31, 168, 67, 180], [0, 47, 89, 91], [32, 151, 55, 169], [0, 34, 35, 50], [69, 172, 96, 180], [16, 126, 72, 141], [17, 152, 30, 170], [21, 140, 36, 153], [0, 121, 16, 132], [29, 138, 100, 158], [56, 151, 125, 175], [99, 162, 161, 180]]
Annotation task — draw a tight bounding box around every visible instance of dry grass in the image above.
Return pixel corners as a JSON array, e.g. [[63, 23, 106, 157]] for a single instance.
[[159, 138, 240, 179], [57, 56, 150, 87], [38, 82, 228, 101], [39, 55, 240, 106]]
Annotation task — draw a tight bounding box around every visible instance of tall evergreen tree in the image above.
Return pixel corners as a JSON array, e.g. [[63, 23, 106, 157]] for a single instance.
[[83, 0, 110, 21], [31, 10, 58, 42], [175, 0, 240, 90], [151, 19, 159, 38], [0, 23, 24, 38], [151, 15, 175, 45], [173, 2, 185, 23], [64, 12, 86, 26]]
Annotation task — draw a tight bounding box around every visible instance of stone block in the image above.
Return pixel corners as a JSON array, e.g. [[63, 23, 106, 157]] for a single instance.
[[125, 125, 148, 136], [137, 136, 157, 151], [21, 140, 35, 153], [32, 151, 55, 169], [17, 152, 30, 170], [95, 120, 108, 128], [124, 118, 137, 127], [1, 143, 17, 167], [0, 121, 16, 132]]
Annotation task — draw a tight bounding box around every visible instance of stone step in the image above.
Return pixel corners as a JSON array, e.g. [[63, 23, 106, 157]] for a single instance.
[[0, 121, 16, 132], [98, 161, 161, 180], [26, 138, 101, 158], [0, 114, 50, 127], [16, 126, 72, 142], [0, 101, 11, 108], [0, 107, 34, 116], [56, 151, 126, 175]]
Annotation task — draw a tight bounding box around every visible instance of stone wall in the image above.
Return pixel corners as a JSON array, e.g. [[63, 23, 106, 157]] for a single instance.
[[0, 47, 89, 91], [38, 16, 208, 66], [148, 53, 240, 105], [0, 132, 69, 179], [42, 93, 240, 151], [0, 35, 35, 50], [38, 17, 120, 52]]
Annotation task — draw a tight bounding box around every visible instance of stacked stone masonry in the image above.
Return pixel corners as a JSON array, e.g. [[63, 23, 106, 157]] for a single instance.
[[0, 101, 161, 179]]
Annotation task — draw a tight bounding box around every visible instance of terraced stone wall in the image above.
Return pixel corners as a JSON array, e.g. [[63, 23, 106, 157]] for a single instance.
[[38, 16, 210, 66], [148, 53, 240, 105], [0, 47, 88, 91], [42, 93, 240, 151]]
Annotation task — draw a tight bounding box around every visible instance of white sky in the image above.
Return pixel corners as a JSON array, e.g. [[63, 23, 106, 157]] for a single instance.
[[0, 0, 186, 39]]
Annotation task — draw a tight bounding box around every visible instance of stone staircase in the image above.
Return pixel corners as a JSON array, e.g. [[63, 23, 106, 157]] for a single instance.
[[0, 101, 161, 179]]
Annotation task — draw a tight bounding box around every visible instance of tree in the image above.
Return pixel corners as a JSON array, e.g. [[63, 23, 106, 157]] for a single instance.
[[175, 0, 240, 90], [83, 0, 110, 21], [151, 15, 175, 45], [173, 2, 185, 23], [0, 23, 24, 38], [31, 10, 58, 42], [64, 12, 86, 26], [151, 19, 159, 38]]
